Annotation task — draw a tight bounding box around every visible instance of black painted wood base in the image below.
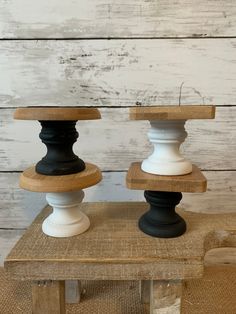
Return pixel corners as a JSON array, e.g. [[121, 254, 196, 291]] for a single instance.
[[36, 121, 85, 176], [138, 190, 186, 238]]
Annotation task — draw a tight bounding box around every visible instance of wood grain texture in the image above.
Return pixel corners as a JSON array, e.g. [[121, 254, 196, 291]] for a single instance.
[[126, 163, 207, 193], [0, 170, 235, 229], [5, 202, 236, 281], [130, 106, 215, 120], [32, 280, 65, 314], [20, 163, 102, 193], [0, 107, 235, 171], [1, 40, 236, 107], [14, 107, 101, 120], [0, 1, 236, 38]]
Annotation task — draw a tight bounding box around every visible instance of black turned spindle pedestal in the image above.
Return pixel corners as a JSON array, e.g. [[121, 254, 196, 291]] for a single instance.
[[14, 107, 101, 176], [139, 190, 186, 238], [36, 120, 85, 175], [126, 162, 207, 238]]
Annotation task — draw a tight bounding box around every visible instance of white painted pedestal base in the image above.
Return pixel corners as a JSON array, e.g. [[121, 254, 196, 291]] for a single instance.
[[42, 190, 90, 238], [142, 120, 192, 176]]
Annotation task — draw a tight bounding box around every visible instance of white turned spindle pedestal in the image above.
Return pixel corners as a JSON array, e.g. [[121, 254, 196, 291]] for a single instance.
[[19, 163, 102, 238], [42, 191, 90, 238], [142, 120, 192, 175], [130, 105, 215, 176]]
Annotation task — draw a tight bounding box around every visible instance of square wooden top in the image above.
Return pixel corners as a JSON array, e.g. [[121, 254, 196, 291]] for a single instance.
[[126, 162, 207, 193], [5, 202, 236, 281], [14, 107, 101, 121], [129, 105, 215, 120]]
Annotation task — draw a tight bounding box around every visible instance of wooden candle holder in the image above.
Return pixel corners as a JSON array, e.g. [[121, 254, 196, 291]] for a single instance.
[[14, 107, 101, 175], [20, 163, 102, 237], [130, 106, 215, 176], [126, 162, 207, 238]]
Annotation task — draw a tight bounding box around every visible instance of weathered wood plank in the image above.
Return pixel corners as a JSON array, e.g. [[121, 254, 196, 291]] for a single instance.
[[1, 39, 236, 107], [0, 1, 236, 38], [0, 170, 235, 229], [0, 107, 235, 171]]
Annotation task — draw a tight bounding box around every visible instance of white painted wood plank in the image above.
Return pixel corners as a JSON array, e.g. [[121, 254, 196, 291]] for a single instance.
[[1, 39, 236, 107], [0, 170, 235, 229], [0, 229, 24, 266], [0, 107, 235, 171], [0, 0, 236, 38]]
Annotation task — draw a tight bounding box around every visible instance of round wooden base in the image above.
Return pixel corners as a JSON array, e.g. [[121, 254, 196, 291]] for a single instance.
[[20, 163, 102, 193], [138, 190, 186, 238], [42, 191, 90, 237]]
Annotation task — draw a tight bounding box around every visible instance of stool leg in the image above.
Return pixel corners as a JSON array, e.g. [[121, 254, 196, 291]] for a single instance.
[[140, 280, 151, 304], [150, 280, 182, 314], [65, 280, 81, 303], [32, 280, 65, 314]]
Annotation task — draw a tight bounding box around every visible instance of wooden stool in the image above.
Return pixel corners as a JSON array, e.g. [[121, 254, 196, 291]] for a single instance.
[[5, 202, 236, 314]]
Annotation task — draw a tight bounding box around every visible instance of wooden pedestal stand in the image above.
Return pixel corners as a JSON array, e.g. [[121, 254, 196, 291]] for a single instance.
[[14, 107, 102, 237], [20, 164, 102, 237], [127, 105, 215, 238], [130, 105, 215, 175], [126, 162, 206, 238]]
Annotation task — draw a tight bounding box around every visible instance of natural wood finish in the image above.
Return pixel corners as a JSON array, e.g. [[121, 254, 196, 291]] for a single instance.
[[3, 107, 235, 171], [2, 266, 236, 314], [1, 41, 236, 108], [151, 280, 182, 314], [0, 169, 235, 230], [14, 107, 101, 121], [126, 163, 207, 193], [129, 106, 215, 120], [5, 202, 236, 281], [32, 280, 65, 314], [0, 1, 235, 39], [20, 163, 102, 192]]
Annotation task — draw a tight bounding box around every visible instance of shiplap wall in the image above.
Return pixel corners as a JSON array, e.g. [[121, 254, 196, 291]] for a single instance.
[[0, 1, 236, 265]]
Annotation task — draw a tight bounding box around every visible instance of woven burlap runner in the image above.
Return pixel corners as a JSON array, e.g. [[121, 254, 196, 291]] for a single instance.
[[1, 266, 235, 313]]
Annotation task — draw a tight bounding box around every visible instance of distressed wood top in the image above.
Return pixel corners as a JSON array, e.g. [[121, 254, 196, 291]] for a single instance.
[[14, 107, 101, 121], [129, 106, 215, 120], [5, 202, 236, 281], [1, 40, 235, 108], [126, 163, 207, 193], [20, 163, 102, 192], [0, 1, 236, 39]]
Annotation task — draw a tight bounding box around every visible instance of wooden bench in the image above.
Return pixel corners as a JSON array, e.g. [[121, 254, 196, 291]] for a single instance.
[[4, 202, 236, 313]]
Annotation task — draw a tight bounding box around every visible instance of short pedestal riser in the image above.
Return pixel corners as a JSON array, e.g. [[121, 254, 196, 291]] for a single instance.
[[36, 121, 85, 175], [42, 191, 90, 238], [142, 120, 192, 175], [139, 191, 186, 238]]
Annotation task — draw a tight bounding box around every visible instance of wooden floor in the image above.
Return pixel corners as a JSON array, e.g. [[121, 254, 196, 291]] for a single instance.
[[1, 266, 236, 314]]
